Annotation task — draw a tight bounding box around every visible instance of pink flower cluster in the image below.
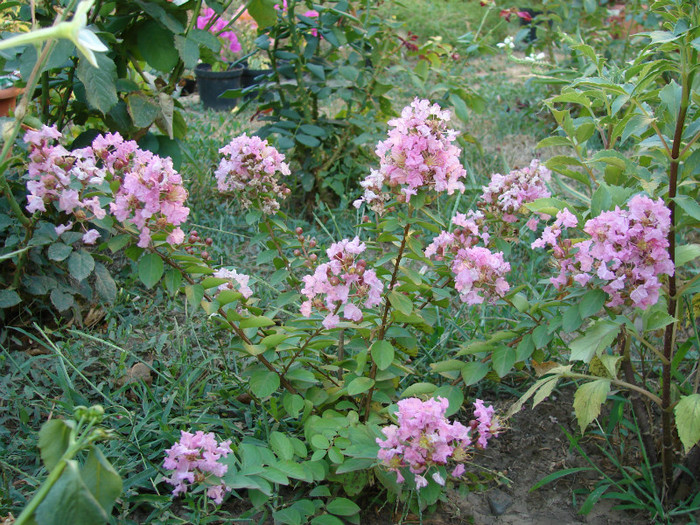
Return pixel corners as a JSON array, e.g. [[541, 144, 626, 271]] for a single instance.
[[425, 212, 510, 305], [215, 134, 291, 214], [163, 430, 232, 504], [212, 268, 253, 299], [24, 126, 189, 248], [532, 196, 674, 309], [480, 159, 551, 226], [197, 7, 241, 54], [377, 397, 499, 488], [354, 98, 466, 212], [300, 237, 383, 329]]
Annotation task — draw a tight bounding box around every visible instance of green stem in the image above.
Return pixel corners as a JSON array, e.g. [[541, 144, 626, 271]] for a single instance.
[[362, 216, 412, 421]]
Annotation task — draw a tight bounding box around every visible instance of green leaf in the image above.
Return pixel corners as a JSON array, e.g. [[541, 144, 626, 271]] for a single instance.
[[126, 92, 161, 128], [163, 269, 182, 294], [677, 244, 700, 267], [68, 249, 95, 282], [81, 447, 122, 514], [282, 394, 304, 418], [0, 289, 21, 308], [401, 382, 437, 397], [347, 377, 374, 396], [311, 515, 345, 525], [524, 197, 571, 216], [310, 434, 330, 450], [50, 289, 75, 311], [326, 497, 361, 516], [35, 460, 108, 525], [76, 52, 118, 114], [536, 136, 572, 149], [491, 345, 515, 378], [295, 134, 321, 147], [249, 369, 280, 398], [370, 340, 394, 371], [388, 290, 413, 315], [48, 243, 73, 262], [39, 419, 73, 471], [578, 289, 606, 318], [460, 362, 489, 386], [269, 431, 295, 461], [562, 306, 583, 333], [138, 253, 164, 289], [674, 195, 700, 222], [568, 320, 620, 363], [530, 467, 592, 491], [573, 379, 610, 433], [273, 508, 302, 525], [138, 21, 178, 72], [675, 394, 700, 453], [94, 263, 117, 303], [433, 385, 464, 417], [240, 315, 276, 328], [185, 284, 204, 311], [248, 0, 278, 27]]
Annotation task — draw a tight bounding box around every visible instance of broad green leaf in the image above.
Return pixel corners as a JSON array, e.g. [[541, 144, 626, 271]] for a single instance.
[[524, 197, 571, 216], [674, 195, 700, 222], [573, 379, 610, 433], [126, 92, 160, 128], [249, 369, 280, 398], [76, 53, 118, 114], [388, 290, 413, 315], [676, 244, 700, 267], [675, 394, 700, 453], [532, 375, 559, 408], [568, 320, 620, 363], [248, 0, 278, 27], [35, 460, 107, 525], [48, 243, 73, 261], [491, 345, 515, 378], [138, 253, 164, 289], [81, 447, 122, 514], [39, 419, 73, 471], [0, 289, 21, 308], [269, 431, 295, 461], [138, 21, 178, 72], [185, 284, 204, 311], [460, 362, 489, 386], [94, 263, 117, 303], [311, 515, 345, 525], [401, 382, 437, 397], [578, 289, 606, 318], [240, 315, 276, 328], [536, 136, 572, 149], [310, 434, 330, 450], [282, 394, 304, 418], [347, 377, 374, 396], [273, 508, 302, 525], [68, 249, 95, 282], [326, 497, 361, 516], [163, 269, 182, 294], [50, 289, 75, 311], [370, 340, 394, 371]]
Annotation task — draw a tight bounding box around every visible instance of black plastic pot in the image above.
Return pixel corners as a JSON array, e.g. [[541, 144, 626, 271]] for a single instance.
[[241, 68, 272, 100], [194, 63, 243, 111]]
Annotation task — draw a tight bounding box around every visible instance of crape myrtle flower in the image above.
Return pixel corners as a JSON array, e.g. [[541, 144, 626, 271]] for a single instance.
[[300, 237, 383, 329], [215, 134, 291, 215], [24, 126, 189, 248], [377, 397, 500, 487], [163, 430, 232, 504], [532, 196, 674, 310], [354, 98, 466, 213]]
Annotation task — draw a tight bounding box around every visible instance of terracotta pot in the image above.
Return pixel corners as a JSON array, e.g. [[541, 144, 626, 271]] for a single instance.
[[0, 87, 23, 117]]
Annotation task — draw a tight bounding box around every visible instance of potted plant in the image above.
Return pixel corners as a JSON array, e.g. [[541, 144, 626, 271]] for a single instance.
[[194, 7, 245, 110], [0, 72, 22, 117]]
